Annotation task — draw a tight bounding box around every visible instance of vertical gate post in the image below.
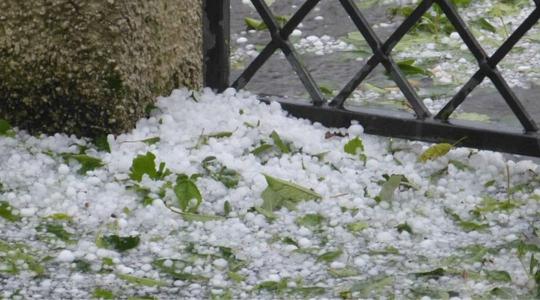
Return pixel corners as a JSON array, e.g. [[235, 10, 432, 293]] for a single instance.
[[203, 0, 230, 92]]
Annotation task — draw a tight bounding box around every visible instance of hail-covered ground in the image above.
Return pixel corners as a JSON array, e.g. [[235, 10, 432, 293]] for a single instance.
[[0, 88, 539, 299]]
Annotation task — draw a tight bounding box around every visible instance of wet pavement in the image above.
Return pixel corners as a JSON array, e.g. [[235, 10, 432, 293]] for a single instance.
[[229, 0, 540, 161]]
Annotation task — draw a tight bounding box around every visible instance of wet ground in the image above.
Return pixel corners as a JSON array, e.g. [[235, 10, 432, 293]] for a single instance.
[[230, 1, 393, 98], [229, 0, 540, 135]]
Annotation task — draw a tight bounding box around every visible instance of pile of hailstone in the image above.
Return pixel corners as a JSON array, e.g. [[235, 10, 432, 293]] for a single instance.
[[1, 89, 539, 299]]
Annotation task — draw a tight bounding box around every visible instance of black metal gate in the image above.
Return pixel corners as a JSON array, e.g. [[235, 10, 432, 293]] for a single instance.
[[203, 0, 540, 157]]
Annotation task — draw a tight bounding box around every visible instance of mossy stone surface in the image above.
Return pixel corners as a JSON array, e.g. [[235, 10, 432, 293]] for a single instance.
[[0, 0, 202, 137]]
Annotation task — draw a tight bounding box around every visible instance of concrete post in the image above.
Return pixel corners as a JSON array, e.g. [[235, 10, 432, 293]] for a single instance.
[[0, 0, 203, 137]]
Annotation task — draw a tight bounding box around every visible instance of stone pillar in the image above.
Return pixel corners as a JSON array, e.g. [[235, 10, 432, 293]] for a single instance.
[[0, 0, 203, 137]]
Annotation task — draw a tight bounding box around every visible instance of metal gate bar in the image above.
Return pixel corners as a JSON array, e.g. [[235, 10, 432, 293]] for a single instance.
[[203, 0, 230, 92], [203, 0, 540, 157]]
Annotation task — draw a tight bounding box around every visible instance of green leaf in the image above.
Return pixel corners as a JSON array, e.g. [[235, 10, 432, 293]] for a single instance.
[[251, 144, 274, 156], [344, 137, 365, 156], [369, 246, 400, 256], [454, 112, 491, 123], [350, 276, 394, 296], [0, 119, 11, 134], [207, 131, 233, 139], [244, 120, 260, 128], [47, 213, 73, 222], [219, 246, 247, 272], [296, 213, 325, 228], [339, 290, 353, 299], [293, 247, 320, 255], [260, 174, 321, 213], [94, 136, 111, 153], [0, 240, 44, 275], [460, 244, 493, 263], [317, 250, 343, 263], [100, 235, 140, 252], [270, 131, 291, 154], [144, 103, 159, 115], [397, 59, 432, 76], [489, 3, 519, 18], [484, 179, 496, 188], [202, 156, 241, 188], [265, 174, 321, 202], [449, 160, 474, 171], [37, 222, 76, 244], [414, 268, 446, 279], [174, 175, 203, 213], [128, 297, 157, 300], [92, 288, 115, 299], [63, 154, 104, 175], [129, 152, 157, 182], [319, 84, 335, 97], [117, 273, 166, 287], [228, 271, 246, 283], [282, 237, 299, 248], [472, 196, 521, 215], [419, 143, 453, 162], [0, 119, 15, 137], [290, 286, 326, 297], [261, 186, 284, 213], [211, 290, 233, 300], [245, 17, 267, 30], [535, 271, 540, 297], [507, 240, 540, 258], [328, 266, 359, 278], [489, 287, 514, 299], [391, 174, 419, 190], [430, 167, 448, 183], [409, 286, 452, 299], [378, 174, 420, 190], [451, 0, 472, 7], [219, 246, 234, 260], [346, 221, 368, 234], [223, 201, 231, 217], [245, 13, 287, 30], [130, 185, 154, 206], [444, 207, 489, 232], [396, 223, 413, 234], [121, 136, 162, 145], [485, 270, 512, 282], [178, 212, 225, 222], [153, 259, 208, 282], [102, 257, 115, 267], [362, 82, 387, 94], [196, 131, 233, 147], [256, 279, 288, 292], [254, 206, 277, 220], [0, 201, 21, 222], [530, 254, 538, 275], [141, 137, 161, 145], [73, 259, 92, 273], [344, 32, 371, 55], [375, 174, 403, 203], [508, 182, 534, 195], [460, 220, 489, 232]]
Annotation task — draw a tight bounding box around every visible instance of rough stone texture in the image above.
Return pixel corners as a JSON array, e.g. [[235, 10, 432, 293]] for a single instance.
[[0, 0, 202, 137]]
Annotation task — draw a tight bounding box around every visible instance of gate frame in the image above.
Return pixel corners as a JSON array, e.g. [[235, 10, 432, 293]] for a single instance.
[[203, 0, 540, 157]]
